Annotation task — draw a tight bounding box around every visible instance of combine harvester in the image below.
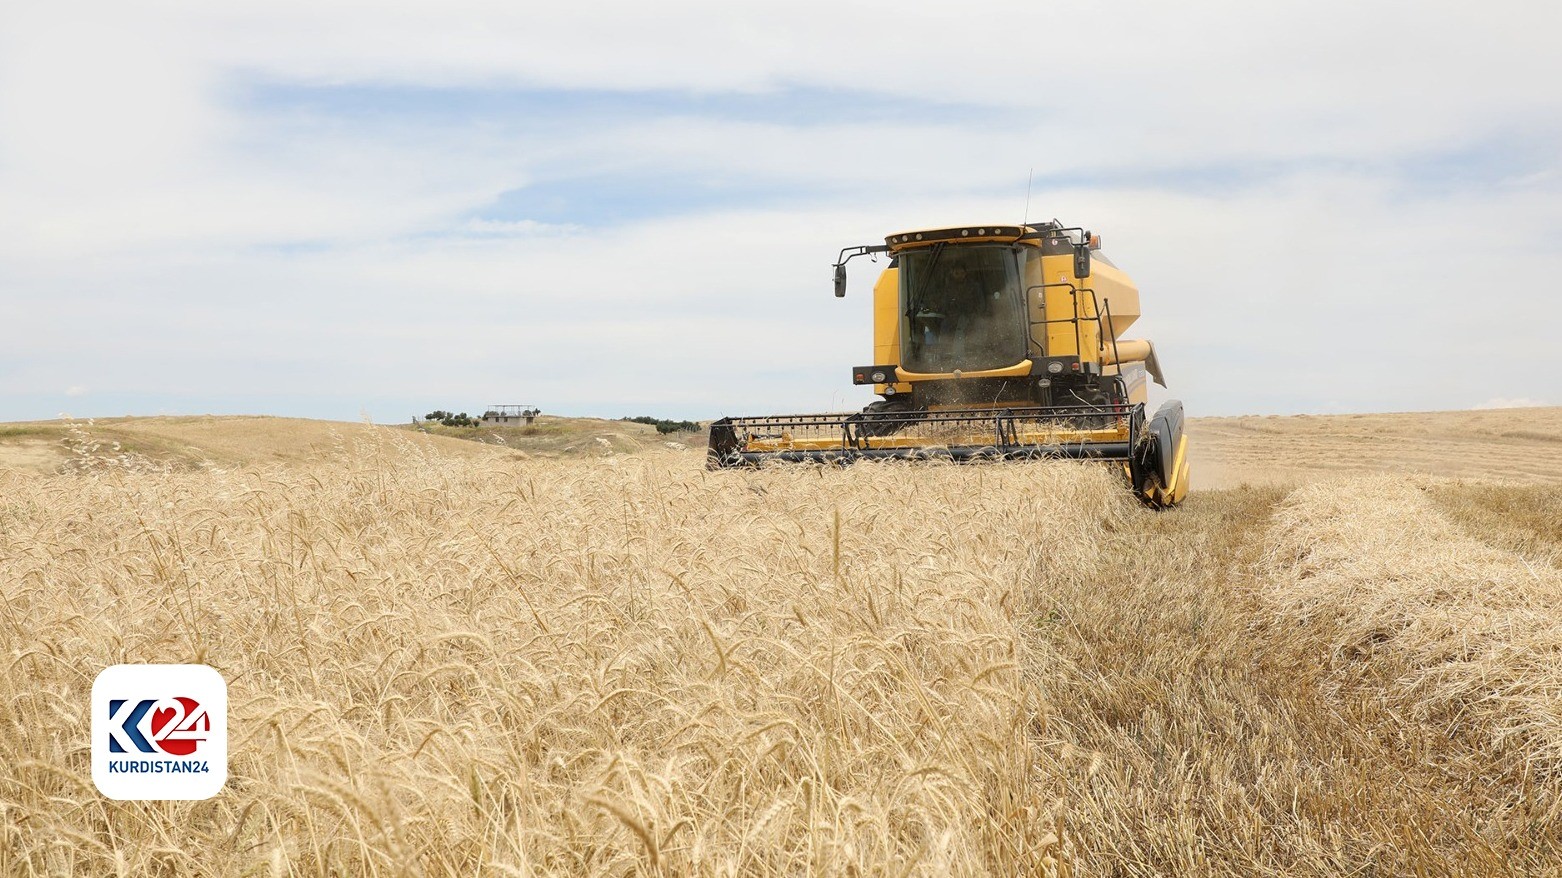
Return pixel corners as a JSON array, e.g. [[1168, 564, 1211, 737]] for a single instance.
[[708, 221, 1189, 507]]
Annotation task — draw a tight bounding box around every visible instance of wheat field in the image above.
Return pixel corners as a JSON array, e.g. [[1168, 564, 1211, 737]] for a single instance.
[[2, 414, 1560, 875]]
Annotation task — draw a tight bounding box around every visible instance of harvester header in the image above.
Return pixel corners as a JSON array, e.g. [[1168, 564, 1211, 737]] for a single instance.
[[712, 219, 1190, 507]]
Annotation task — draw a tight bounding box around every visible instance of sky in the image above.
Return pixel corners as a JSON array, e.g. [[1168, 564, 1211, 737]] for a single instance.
[[1, 1, 1559, 423]]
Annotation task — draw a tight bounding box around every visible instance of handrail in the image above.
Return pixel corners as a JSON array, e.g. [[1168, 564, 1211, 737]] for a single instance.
[[1025, 280, 1113, 364], [1097, 292, 1122, 369]]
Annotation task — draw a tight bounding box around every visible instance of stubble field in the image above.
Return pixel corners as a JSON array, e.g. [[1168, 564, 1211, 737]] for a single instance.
[[1, 409, 1560, 876]]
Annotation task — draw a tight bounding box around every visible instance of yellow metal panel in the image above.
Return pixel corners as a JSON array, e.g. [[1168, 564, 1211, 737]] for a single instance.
[[1022, 251, 1047, 359], [1158, 435, 1190, 505], [1038, 254, 1100, 362], [894, 360, 1032, 382], [1089, 259, 1140, 340], [870, 265, 911, 394]]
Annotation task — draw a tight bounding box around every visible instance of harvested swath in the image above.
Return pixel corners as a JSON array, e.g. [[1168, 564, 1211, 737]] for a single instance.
[[0, 433, 1123, 876], [1260, 476, 1562, 785]]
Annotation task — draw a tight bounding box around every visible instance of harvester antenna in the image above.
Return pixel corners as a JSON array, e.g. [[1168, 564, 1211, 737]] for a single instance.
[[1022, 167, 1034, 228]]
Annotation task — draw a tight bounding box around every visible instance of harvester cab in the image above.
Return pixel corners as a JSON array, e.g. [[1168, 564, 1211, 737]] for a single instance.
[[709, 221, 1190, 507]]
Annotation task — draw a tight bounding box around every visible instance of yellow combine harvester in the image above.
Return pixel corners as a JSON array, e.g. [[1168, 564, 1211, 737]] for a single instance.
[[708, 221, 1189, 507]]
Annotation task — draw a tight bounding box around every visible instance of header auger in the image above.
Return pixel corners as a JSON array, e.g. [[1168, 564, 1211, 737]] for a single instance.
[[708, 221, 1189, 507]]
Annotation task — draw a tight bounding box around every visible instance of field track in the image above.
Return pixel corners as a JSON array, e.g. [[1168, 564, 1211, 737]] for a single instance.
[[1032, 477, 1562, 874]]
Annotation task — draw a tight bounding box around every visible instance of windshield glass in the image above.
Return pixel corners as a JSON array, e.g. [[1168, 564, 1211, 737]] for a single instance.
[[899, 244, 1025, 373]]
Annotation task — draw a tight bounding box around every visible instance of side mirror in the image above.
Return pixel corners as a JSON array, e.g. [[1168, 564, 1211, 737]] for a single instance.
[[1072, 244, 1090, 279], [833, 263, 847, 297]]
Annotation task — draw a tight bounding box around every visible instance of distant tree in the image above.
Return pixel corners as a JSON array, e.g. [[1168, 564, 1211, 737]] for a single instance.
[[424, 409, 477, 427], [654, 420, 701, 434], [624, 415, 701, 434]]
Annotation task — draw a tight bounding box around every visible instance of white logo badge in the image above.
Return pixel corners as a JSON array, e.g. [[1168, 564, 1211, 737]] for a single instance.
[[91, 664, 228, 800]]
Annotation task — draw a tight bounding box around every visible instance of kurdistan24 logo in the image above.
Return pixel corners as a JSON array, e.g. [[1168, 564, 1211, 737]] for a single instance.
[[107, 696, 211, 758], [92, 664, 228, 800]]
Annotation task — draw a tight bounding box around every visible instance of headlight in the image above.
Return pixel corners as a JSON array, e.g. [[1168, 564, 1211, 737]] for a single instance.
[[1046, 361, 1065, 374], [870, 370, 887, 383]]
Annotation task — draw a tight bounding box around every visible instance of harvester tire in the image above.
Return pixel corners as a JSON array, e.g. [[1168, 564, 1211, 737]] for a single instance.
[[844, 399, 919, 438]]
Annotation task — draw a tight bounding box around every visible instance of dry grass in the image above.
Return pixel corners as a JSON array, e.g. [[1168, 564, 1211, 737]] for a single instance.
[[0, 430, 1122, 876], [1261, 477, 1562, 787], [5, 419, 1562, 875], [1029, 484, 1562, 875], [1429, 482, 1562, 566], [1188, 406, 1562, 488]]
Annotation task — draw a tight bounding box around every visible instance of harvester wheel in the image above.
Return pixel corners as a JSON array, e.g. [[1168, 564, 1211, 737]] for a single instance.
[[845, 399, 919, 438]]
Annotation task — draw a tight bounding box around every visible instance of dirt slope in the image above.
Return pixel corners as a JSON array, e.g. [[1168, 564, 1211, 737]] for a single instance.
[[0, 416, 514, 473], [405, 415, 699, 458], [0, 414, 706, 474]]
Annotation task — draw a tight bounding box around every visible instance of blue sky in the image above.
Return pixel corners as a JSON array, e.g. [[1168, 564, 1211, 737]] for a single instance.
[[1, 1, 1559, 423]]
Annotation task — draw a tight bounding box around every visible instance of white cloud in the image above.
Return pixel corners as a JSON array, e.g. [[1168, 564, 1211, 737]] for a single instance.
[[1, 1, 1560, 420], [1474, 398, 1550, 410], [65, 385, 89, 397], [458, 219, 584, 237]]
